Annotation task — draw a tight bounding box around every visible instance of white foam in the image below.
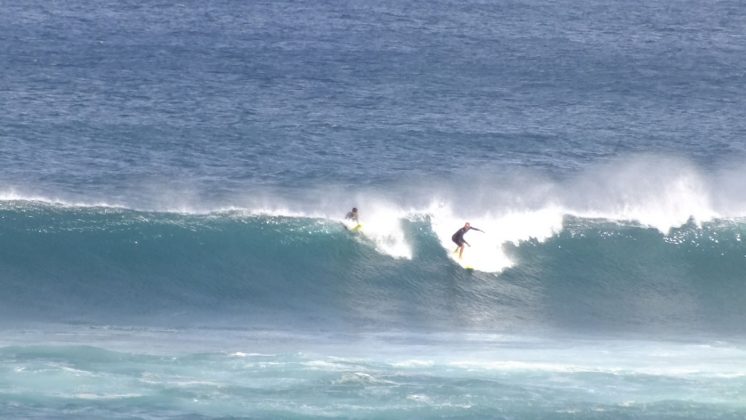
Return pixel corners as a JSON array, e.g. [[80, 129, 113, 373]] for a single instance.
[[229, 352, 275, 358], [391, 359, 435, 368], [4, 155, 746, 271], [333, 372, 395, 385], [222, 155, 746, 272], [406, 394, 432, 403], [74, 393, 143, 400], [450, 360, 584, 373], [303, 360, 353, 370], [420, 155, 733, 272], [349, 202, 413, 259], [429, 202, 565, 272], [0, 188, 122, 209], [560, 156, 719, 231]]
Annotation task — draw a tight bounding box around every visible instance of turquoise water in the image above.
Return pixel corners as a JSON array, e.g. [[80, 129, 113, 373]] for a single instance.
[[3, 329, 746, 419], [2, 0, 746, 417], [2, 204, 746, 417], [2, 204, 746, 336]]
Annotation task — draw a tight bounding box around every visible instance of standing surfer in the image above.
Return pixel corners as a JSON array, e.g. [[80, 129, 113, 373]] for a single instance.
[[452, 222, 483, 259]]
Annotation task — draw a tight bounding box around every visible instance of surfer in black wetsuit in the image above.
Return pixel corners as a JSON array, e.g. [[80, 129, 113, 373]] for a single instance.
[[345, 207, 359, 223], [452, 222, 483, 259]]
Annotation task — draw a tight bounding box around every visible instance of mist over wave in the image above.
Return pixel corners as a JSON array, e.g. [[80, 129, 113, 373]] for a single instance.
[[4, 155, 746, 271], [2, 194, 746, 338]]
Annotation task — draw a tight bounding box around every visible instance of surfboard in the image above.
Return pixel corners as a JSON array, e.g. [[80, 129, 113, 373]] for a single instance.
[[460, 260, 474, 271], [342, 221, 363, 233]]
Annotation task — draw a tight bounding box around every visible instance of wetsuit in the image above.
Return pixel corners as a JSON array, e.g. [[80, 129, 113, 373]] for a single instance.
[[452, 227, 469, 246], [452, 226, 481, 246], [345, 211, 358, 222]]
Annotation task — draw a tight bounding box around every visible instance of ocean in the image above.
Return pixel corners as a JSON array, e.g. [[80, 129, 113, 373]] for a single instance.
[[2, 0, 746, 418]]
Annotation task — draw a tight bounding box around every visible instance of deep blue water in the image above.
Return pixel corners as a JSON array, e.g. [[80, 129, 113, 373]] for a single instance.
[[2, 0, 746, 418], [3, 0, 746, 202]]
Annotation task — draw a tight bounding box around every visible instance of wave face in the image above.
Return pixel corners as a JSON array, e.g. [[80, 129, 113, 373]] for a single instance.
[[2, 201, 746, 338]]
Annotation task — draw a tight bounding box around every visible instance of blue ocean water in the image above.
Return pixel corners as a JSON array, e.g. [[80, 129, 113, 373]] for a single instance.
[[2, 0, 746, 418]]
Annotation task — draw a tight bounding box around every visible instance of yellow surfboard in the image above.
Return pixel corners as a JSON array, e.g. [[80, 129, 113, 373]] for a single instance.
[[453, 249, 474, 271], [343, 221, 363, 233]]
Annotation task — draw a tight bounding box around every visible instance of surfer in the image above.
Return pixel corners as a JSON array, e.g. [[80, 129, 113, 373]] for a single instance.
[[452, 222, 483, 259], [345, 207, 359, 223]]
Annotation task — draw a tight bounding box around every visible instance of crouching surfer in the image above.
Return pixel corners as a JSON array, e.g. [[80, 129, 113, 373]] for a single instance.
[[344, 207, 362, 232], [345, 207, 359, 223]]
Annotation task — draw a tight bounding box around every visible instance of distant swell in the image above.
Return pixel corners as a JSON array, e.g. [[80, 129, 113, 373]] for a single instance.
[[1, 201, 746, 337]]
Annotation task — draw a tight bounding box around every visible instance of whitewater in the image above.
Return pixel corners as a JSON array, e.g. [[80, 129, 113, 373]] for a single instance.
[[3, 0, 746, 417], [3, 160, 746, 417]]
